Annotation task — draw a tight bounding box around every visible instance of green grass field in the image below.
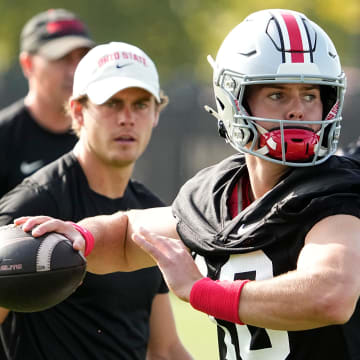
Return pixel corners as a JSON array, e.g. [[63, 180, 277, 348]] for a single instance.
[[170, 293, 219, 359]]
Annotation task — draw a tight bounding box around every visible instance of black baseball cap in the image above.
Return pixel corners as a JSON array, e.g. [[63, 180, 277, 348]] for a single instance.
[[20, 9, 95, 60]]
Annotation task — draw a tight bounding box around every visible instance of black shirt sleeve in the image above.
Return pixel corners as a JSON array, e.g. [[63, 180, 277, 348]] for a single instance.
[[0, 180, 58, 225]]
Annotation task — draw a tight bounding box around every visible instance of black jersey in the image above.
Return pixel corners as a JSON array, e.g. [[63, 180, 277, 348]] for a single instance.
[[172, 153, 360, 360], [0, 151, 168, 360], [0, 99, 77, 197]]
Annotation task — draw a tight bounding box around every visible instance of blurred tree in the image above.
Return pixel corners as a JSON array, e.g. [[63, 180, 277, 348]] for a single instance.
[[0, 0, 196, 81]]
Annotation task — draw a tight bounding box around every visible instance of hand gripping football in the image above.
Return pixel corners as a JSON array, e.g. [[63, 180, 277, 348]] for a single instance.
[[0, 224, 86, 312]]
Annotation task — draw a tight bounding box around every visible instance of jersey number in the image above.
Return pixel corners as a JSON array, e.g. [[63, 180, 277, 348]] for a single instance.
[[217, 250, 290, 360]]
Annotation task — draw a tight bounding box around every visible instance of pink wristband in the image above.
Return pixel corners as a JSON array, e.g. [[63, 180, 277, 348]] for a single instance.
[[189, 277, 250, 324], [69, 222, 95, 257]]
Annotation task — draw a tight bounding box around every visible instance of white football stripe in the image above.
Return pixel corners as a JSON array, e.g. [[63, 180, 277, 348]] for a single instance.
[[276, 14, 292, 63], [36, 234, 64, 272], [296, 17, 312, 63]]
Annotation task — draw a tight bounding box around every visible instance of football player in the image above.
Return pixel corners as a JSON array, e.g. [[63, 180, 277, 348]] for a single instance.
[[17, 9, 360, 360]]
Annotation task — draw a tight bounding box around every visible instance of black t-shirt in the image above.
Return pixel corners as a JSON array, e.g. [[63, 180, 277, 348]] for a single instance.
[[0, 99, 77, 198], [172, 153, 360, 360], [0, 151, 168, 360]]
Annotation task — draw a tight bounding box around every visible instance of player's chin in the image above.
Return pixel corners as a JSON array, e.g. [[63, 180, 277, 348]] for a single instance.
[[108, 154, 138, 168]]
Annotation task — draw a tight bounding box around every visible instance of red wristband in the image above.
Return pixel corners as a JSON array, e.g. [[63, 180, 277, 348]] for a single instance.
[[69, 222, 95, 257], [189, 277, 250, 324]]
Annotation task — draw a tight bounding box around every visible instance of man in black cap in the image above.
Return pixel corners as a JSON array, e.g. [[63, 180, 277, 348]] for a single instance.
[[0, 9, 95, 198]]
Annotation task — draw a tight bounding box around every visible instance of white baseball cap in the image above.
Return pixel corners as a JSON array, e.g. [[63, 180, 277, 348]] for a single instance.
[[72, 42, 160, 104]]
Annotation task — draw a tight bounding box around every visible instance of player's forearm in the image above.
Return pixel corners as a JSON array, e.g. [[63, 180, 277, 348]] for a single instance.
[[79, 212, 131, 274], [238, 269, 357, 330], [80, 210, 158, 273]]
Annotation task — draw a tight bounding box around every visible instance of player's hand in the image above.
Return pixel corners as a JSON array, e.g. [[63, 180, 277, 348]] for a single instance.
[[14, 216, 85, 254], [132, 227, 203, 302]]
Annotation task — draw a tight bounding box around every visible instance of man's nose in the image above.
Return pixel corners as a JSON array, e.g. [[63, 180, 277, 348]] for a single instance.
[[117, 107, 135, 126], [285, 98, 304, 120]]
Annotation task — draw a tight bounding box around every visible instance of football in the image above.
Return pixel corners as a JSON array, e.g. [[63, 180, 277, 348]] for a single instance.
[[0, 224, 86, 312]]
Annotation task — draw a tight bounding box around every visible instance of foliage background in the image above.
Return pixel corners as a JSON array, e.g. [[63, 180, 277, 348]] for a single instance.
[[0, 0, 359, 78]]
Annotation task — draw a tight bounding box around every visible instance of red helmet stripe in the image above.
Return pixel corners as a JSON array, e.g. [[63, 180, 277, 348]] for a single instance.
[[281, 13, 304, 63]]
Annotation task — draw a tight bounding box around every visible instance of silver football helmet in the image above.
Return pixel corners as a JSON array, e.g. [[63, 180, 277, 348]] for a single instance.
[[206, 9, 346, 166]]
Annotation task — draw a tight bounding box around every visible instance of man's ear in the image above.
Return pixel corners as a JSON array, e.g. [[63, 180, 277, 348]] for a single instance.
[[19, 52, 33, 79], [70, 99, 85, 126], [153, 109, 160, 128]]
